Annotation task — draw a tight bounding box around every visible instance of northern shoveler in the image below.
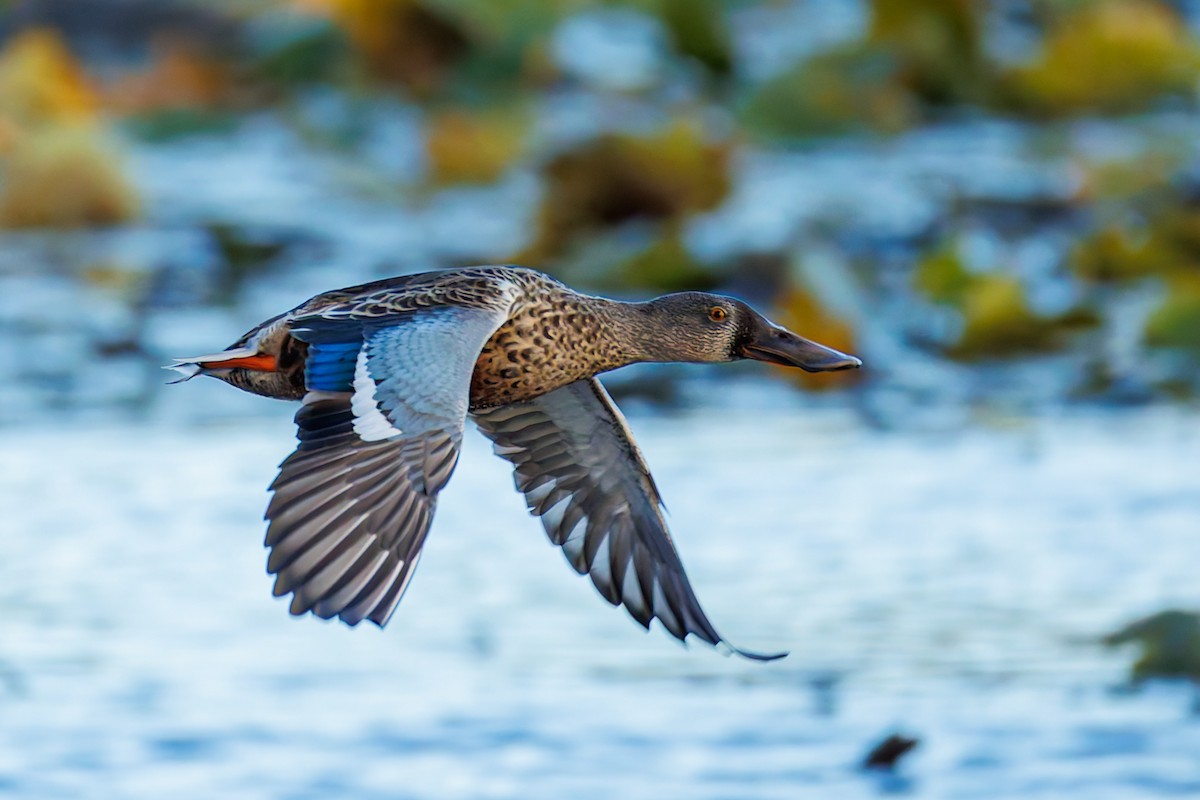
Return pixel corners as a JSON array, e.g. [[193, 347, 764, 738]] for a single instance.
[[172, 266, 861, 660]]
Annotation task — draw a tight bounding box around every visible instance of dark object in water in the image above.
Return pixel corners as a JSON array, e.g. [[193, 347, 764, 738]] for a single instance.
[[1103, 609, 1200, 685], [862, 733, 920, 771]]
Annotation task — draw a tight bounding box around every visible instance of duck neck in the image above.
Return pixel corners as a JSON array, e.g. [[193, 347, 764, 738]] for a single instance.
[[574, 296, 666, 369]]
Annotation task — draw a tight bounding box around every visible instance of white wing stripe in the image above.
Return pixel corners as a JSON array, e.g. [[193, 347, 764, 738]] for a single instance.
[[352, 348, 403, 441]]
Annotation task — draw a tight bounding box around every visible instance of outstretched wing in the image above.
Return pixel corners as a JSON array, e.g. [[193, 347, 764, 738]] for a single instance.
[[267, 302, 512, 627], [473, 378, 786, 661]]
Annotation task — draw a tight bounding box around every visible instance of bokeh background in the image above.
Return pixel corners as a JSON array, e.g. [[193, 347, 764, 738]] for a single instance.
[[1, 0, 1198, 797]]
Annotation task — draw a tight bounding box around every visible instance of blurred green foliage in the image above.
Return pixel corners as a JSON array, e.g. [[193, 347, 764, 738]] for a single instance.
[[1071, 227, 1168, 284], [655, 0, 734, 77], [742, 47, 918, 138], [1146, 277, 1200, 356], [914, 243, 975, 305], [868, 0, 988, 105], [1002, 0, 1200, 116], [522, 122, 730, 262], [602, 229, 720, 293], [914, 243, 1099, 358], [425, 106, 527, 184], [2, 0, 1200, 396]]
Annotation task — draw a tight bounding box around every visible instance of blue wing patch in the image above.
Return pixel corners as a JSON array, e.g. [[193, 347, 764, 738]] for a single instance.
[[305, 340, 361, 392]]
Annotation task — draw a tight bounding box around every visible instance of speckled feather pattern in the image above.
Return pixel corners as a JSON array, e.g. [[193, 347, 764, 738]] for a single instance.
[[469, 288, 638, 409]]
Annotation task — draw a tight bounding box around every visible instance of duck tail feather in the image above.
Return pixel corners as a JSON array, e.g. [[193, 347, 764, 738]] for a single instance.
[[163, 362, 202, 384]]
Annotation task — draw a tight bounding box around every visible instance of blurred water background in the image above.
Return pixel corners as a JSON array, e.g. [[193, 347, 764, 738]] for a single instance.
[[1, 0, 1198, 797]]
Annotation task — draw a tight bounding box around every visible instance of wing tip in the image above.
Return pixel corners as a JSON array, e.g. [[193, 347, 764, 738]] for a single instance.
[[276, 588, 386, 628], [721, 641, 789, 662]]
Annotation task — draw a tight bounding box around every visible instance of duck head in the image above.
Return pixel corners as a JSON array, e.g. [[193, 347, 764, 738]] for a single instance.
[[638, 292, 862, 372]]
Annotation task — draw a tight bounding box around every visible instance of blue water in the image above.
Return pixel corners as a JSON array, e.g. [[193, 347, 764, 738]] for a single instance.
[[1, 403, 1197, 798]]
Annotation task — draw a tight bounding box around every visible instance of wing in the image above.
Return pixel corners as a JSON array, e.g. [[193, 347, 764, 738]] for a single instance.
[[473, 378, 786, 661], [266, 302, 512, 627]]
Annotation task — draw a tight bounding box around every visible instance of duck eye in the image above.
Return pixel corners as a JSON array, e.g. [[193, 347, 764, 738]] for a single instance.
[[708, 307, 727, 322]]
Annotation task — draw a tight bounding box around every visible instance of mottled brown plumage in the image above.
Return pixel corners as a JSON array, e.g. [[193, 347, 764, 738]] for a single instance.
[[171, 265, 861, 659], [469, 287, 641, 408]]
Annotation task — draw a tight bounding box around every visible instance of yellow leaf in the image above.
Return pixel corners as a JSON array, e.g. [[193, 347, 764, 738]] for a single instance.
[[0, 28, 97, 126], [0, 127, 139, 228]]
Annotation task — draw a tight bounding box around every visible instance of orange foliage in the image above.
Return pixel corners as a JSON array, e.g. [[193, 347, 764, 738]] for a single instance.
[[104, 38, 234, 114], [772, 287, 860, 389], [298, 0, 470, 91]]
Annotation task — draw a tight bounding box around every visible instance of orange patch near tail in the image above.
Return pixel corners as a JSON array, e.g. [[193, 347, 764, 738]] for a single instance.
[[203, 354, 277, 372]]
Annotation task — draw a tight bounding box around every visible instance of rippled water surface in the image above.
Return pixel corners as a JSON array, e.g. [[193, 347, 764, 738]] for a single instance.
[[2, 404, 1198, 799]]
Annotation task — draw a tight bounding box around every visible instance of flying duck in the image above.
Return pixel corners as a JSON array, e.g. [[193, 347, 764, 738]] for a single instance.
[[171, 266, 861, 660]]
